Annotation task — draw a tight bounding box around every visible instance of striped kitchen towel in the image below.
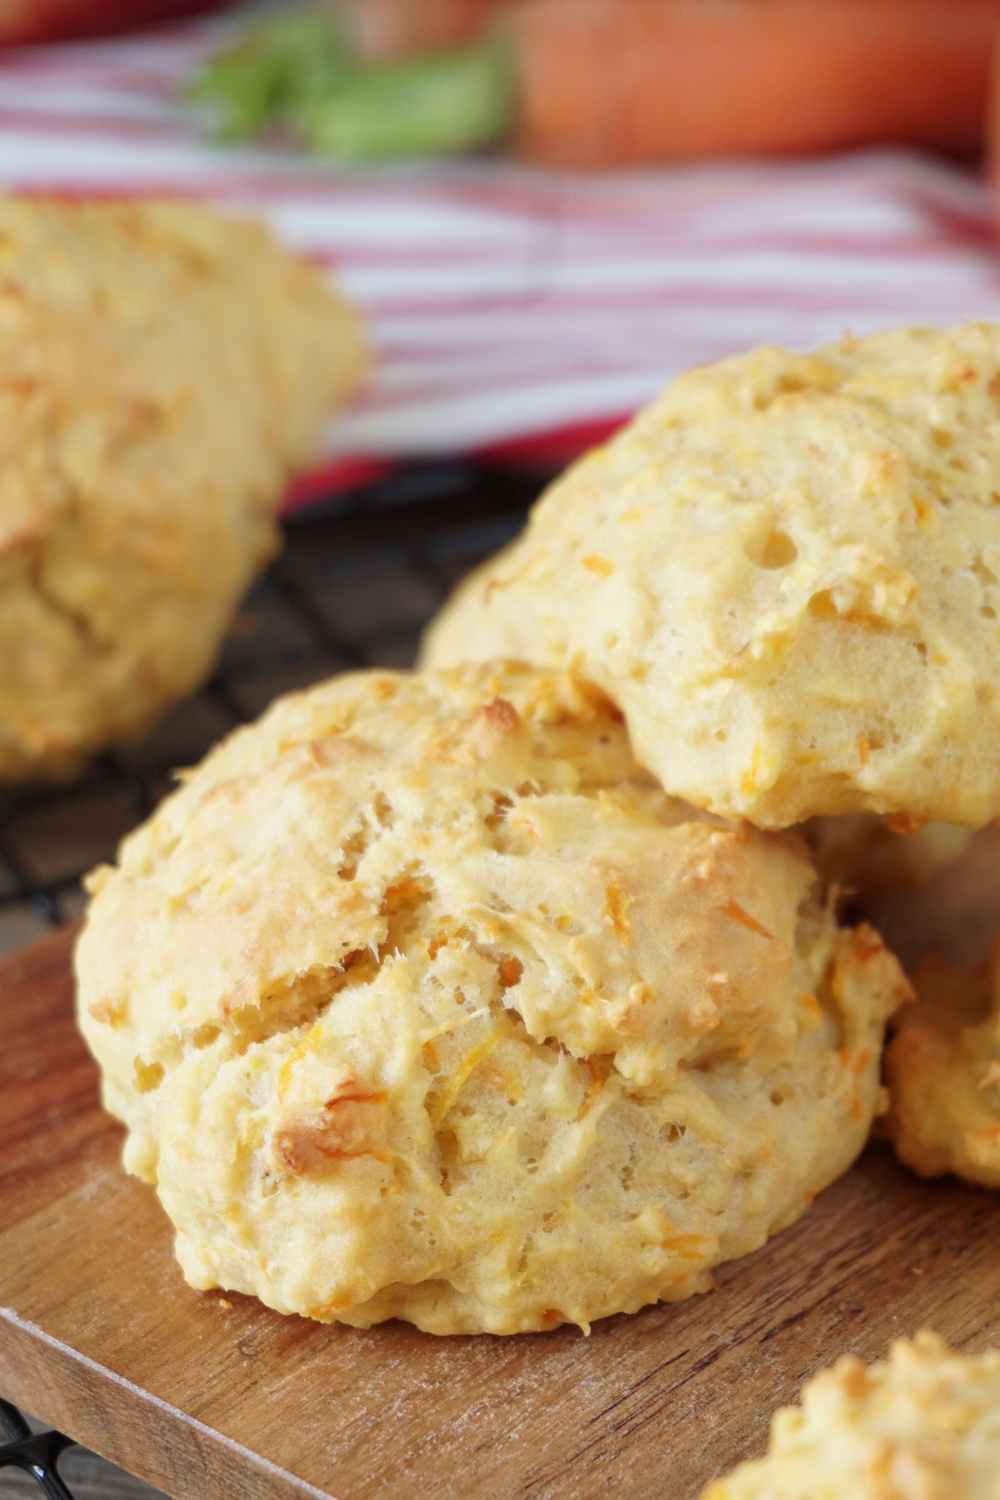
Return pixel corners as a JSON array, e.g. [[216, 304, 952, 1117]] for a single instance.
[[0, 5, 997, 502]]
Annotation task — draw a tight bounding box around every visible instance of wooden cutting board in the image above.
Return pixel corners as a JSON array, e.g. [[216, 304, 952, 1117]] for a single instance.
[[2, 928, 1000, 1500]]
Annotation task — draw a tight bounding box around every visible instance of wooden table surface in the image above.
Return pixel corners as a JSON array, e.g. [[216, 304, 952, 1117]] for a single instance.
[[2, 927, 999, 1500]]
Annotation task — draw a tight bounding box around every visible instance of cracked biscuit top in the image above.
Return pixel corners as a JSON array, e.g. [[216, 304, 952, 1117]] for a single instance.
[[76, 661, 908, 1334], [424, 324, 1000, 829], [702, 1332, 1000, 1500], [0, 196, 365, 780]]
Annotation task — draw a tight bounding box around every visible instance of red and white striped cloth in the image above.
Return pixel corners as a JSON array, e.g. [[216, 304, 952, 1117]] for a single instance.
[[1, 6, 998, 503]]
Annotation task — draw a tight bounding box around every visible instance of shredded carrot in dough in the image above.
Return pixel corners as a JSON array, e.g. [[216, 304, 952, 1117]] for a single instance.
[[428, 1035, 500, 1126], [720, 899, 773, 941], [604, 878, 633, 945]]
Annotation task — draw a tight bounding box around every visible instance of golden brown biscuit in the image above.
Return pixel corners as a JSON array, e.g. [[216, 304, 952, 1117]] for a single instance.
[[0, 197, 365, 781], [701, 1332, 1000, 1500], [886, 942, 1000, 1189], [76, 662, 909, 1334], [424, 324, 1000, 829]]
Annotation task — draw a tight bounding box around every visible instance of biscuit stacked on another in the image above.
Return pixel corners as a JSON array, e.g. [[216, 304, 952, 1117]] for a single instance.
[[425, 322, 1000, 1195], [0, 197, 365, 781], [701, 1332, 1000, 1500], [424, 324, 1000, 830], [76, 323, 998, 1335]]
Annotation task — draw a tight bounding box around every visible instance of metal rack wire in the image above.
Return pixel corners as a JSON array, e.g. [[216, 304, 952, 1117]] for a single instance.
[[0, 460, 537, 1498], [0, 1401, 73, 1499]]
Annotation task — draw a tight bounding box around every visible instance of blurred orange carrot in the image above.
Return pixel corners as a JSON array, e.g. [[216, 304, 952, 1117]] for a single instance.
[[192, 0, 1000, 174], [510, 0, 998, 166]]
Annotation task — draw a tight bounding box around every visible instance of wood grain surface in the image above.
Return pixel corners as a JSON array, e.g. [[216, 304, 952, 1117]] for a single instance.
[[1, 928, 999, 1500]]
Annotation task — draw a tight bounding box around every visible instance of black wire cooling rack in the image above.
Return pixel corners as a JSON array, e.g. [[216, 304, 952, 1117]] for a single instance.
[[0, 460, 538, 1499]]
